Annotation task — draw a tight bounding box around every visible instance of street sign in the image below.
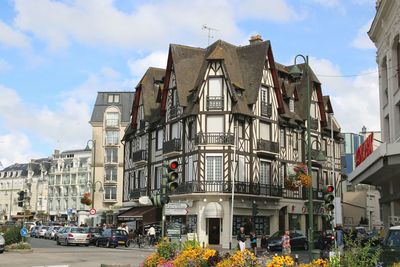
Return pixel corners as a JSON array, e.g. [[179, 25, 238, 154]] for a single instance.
[[67, 208, 73, 215], [89, 208, 96, 215], [20, 227, 27, 237], [165, 202, 188, 209], [165, 208, 188, 215]]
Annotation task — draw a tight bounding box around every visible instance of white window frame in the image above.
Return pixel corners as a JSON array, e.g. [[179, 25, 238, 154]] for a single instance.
[[104, 186, 117, 200], [105, 166, 117, 182], [105, 112, 119, 127], [156, 129, 163, 151], [105, 131, 119, 145], [206, 115, 224, 133], [208, 78, 223, 97], [237, 155, 245, 182], [260, 160, 271, 185]]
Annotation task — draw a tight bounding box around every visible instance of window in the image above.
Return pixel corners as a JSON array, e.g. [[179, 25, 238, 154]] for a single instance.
[[280, 128, 286, 148], [187, 156, 193, 182], [105, 148, 118, 163], [206, 156, 222, 181], [105, 166, 117, 182], [260, 161, 271, 185], [171, 123, 179, 139], [293, 132, 298, 150], [207, 116, 224, 133], [233, 216, 270, 236], [188, 121, 195, 140], [105, 131, 119, 145], [171, 89, 178, 106], [237, 156, 245, 182], [289, 99, 294, 112], [209, 78, 223, 96], [155, 166, 162, 190], [260, 122, 271, 140], [280, 163, 286, 186], [312, 169, 319, 189], [105, 112, 119, 127], [238, 120, 245, 139], [261, 87, 270, 104], [104, 187, 117, 200], [156, 129, 163, 150], [138, 169, 146, 188], [310, 101, 317, 118], [108, 94, 120, 103]]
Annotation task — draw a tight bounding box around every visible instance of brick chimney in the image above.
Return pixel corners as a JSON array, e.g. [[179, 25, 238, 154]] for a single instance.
[[249, 35, 263, 44]]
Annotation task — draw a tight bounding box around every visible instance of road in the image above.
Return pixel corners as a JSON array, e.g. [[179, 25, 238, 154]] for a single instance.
[[0, 237, 153, 267]]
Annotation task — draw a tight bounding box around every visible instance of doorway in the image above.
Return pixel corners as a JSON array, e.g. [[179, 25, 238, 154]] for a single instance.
[[279, 207, 287, 231], [208, 218, 220, 245]]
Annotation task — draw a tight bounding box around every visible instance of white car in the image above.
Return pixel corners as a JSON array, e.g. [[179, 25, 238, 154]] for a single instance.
[[56, 227, 90, 246], [37, 226, 49, 238], [0, 233, 5, 253]]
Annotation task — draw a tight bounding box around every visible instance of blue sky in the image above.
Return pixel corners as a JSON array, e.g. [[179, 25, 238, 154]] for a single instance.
[[0, 0, 379, 167]]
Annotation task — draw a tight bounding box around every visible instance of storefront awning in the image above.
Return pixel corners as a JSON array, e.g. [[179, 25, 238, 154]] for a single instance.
[[349, 142, 400, 185], [118, 206, 161, 224]]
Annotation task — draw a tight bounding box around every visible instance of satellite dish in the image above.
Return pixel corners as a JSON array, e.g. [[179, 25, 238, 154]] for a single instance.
[[139, 196, 152, 206]]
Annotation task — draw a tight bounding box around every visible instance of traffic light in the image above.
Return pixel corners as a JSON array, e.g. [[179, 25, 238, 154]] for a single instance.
[[323, 185, 335, 212], [163, 160, 179, 193], [252, 201, 259, 217], [17, 191, 25, 207], [150, 194, 169, 207]]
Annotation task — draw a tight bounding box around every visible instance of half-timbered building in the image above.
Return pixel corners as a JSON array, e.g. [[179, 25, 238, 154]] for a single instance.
[[122, 36, 342, 248]]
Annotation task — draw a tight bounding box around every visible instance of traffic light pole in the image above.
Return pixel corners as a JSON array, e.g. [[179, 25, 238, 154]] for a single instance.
[[161, 164, 167, 238]]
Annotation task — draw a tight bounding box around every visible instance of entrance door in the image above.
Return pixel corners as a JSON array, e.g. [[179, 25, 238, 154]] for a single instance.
[[279, 207, 286, 232], [208, 218, 220, 245]]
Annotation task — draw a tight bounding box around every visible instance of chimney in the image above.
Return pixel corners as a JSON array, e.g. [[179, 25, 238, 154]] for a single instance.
[[249, 35, 263, 45]]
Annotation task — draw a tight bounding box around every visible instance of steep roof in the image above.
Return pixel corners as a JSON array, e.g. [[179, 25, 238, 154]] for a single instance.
[[90, 92, 134, 123]]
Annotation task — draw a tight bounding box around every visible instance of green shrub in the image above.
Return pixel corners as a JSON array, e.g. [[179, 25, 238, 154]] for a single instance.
[[156, 238, 177, 260], [4, 227, 22, 245], [343, 231, 382, 267], [6, 242, 31, 250], [181, 239, 201, 251]]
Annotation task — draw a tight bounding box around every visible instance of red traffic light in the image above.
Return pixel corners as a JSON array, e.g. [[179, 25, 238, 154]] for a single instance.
[[326, 185, 334, 193], [169, 161, 178, 170]]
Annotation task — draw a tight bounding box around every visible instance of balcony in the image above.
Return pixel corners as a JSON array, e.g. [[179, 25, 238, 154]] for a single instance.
[[282, 188, 304, 200], [129, 188, 148, 199], [132, 149, 148, 162], [257, 139, 279, 154], [207, 96, 224, 110], [163, 138, 182, 154], [261, 102, 272, 117], [310, 118, 319, 130], [169, 105, 181, 120], [304, 188, 324, 201], [171, 181, 282, 197], [195, 133, 234, 145]]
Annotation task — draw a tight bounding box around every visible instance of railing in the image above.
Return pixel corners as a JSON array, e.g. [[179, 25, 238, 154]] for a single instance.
[[132, 149, 148, 162], [130, 188, 148, 199], [310, 118, 319, 130], [163, 138, 182, 154], [195, 133, 234, 145], [261, 102, 272, 117], [282, 188, 304, 200], [171, 181, 282, 197], [169, 105, 180, 120], [207, 96, 224, 110], [105, 119, 119, 128], [257, 139, 279, 153]]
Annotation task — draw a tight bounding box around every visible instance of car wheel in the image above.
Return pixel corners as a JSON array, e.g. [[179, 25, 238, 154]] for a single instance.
[[303, 242, 309, 251], [125, 240, 130, 247]]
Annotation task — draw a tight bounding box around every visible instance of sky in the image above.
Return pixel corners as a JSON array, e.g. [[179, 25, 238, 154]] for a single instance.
[[0, 0, 379, 167]]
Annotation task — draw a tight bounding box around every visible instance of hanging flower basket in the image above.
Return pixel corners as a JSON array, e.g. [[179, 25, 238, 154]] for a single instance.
[[285, 163, 312, 190], [285, 179, 300, 191], [298, 173, 312, 188], [80, 192, 92, 206]]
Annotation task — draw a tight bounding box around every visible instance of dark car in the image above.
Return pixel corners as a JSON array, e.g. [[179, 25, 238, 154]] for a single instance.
[[85, 227, 102, 245], [266, 230, 308, 251], [313, 230, 335, 249], [96, 229, 129, 248], [375, 226, 400, 265]]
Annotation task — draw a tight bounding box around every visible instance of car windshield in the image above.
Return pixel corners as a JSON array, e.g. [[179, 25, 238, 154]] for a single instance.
[[41, 227, 48, 230], [386, 230, 400, 247], [270, 231, 284, 238], [88, 228, 100, 233], [70, 228, 86, 233]]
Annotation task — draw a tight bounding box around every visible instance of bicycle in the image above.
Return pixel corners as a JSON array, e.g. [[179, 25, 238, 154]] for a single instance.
[[130, 235, 151, 248]]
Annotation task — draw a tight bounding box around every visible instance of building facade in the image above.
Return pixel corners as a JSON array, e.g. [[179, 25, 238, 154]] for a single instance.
[[89, 92, 134, 225], [48, 149, 91, 222], [349, 0, 400, 231], [122, 37, 342, 248]]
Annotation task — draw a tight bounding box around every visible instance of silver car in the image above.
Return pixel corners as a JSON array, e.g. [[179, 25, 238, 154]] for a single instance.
[[0, 233, 5, 253], [56, 227, 89, 246], [37, 226, 49, 238], [44, 226, 61, 239]]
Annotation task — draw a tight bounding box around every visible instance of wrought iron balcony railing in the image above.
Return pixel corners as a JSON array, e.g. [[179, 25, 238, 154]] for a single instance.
[[130, 188, 148, 199], [132, 149, 148, 162], [169, 105, 181, 120], [257, 139, 279, 153], [207, 96, 224, 110], [163, 138, 182, 154], [195, 133, 234, 145], [310, 118, 319, 130], [261, 102, 272, 117]]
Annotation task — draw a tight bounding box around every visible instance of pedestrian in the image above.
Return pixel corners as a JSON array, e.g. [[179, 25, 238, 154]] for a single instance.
[[123, 223, 129, 233], [250, 231, 257, 255], [336, 225, 344, 255], [237, 227, 246, 251], [261, 234, 268, 250], [282, 230, 291, 256], [318, 231, 330, 259], [148, 225, 156, 246]]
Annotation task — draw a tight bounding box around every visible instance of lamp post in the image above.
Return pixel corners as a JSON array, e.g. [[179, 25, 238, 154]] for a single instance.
[[289, 55, 314, 257], [86, 140, 97, 209]]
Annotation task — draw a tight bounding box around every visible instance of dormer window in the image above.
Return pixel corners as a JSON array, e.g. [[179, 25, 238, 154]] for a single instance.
[[108, 94, 120, 103], [289, 99, 294, 112]]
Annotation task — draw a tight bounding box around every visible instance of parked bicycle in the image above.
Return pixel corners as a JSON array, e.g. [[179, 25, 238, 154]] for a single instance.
[[130, 234, 151, 248]]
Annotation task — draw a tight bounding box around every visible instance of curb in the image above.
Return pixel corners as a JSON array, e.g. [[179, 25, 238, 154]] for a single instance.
[[4, 249, 34, 253]]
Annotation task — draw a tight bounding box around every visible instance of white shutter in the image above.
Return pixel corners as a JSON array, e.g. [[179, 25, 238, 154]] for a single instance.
[[171, 123, 179, 139], [260, 122, 271, 140], [209, 78, 223, 96], [207, 116, 224, 133]]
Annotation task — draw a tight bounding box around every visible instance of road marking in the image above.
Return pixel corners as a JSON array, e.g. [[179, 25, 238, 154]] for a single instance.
[[32, 265, 69, 267]]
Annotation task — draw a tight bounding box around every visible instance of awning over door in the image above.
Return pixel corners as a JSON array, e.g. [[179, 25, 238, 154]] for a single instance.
[[117, 206, 161, 224], [204, 202, 224, 218]]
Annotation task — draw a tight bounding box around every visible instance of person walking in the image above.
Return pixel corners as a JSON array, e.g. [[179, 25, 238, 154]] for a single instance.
[[250, 231, 257, 255], [336, 225, 344, 255], [261, 235, 268, 250], [148, 226, 156, 246], [282, 230, 291, 256], [237, 227, 246, 251]]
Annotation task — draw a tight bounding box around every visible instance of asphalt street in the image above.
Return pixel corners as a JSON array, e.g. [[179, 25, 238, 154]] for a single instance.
[[0, 237, 153, 267]]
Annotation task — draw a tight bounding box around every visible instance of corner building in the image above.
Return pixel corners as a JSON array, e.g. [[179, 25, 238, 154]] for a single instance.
[[122, 37, 342, 248]]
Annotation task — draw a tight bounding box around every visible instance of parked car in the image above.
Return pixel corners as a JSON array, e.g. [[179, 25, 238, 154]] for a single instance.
[[0, 233, 5, 254], [96, 229, 130, 248], [44, 226, 61, 239], [37, 226, 49, 238], [265, 230, 308, 251], [25, 222, 36, 232], [56, 227, 90, 246], [84, 227, 102, 245], [375, 226, 400, 265], [30, 226, 40, 237]]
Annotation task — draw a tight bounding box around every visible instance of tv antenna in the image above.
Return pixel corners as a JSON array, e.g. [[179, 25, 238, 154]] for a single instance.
[[202, 24, 219, 45]]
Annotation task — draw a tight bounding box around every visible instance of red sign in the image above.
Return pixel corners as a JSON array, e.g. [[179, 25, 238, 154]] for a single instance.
[[355, 133, 374, 167], [89, 208, 96, 215]]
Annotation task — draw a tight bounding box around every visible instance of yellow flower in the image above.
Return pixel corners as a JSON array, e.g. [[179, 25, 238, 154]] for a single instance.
[[202, 248, 217, 260]]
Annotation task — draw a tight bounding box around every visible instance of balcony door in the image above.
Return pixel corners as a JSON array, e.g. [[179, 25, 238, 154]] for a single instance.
[[205, 155, 223, 192]]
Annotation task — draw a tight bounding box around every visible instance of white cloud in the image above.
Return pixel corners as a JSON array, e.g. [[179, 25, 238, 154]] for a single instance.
[[309, 57, 380, 133], [128, 51, 168, 80], [312, 0, 340, 7], [12, 0, 300, 51], [351, 20, 375, 49], [0, 133, 37, 168], [0, 19, 30, 49]]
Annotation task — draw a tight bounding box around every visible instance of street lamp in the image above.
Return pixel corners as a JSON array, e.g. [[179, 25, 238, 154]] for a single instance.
[[289, 54, 314, 257], [86, 140, 104, 209]]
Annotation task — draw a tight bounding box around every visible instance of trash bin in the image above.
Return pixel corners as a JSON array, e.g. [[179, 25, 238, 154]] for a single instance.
[[311, 249, 321, 260]]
